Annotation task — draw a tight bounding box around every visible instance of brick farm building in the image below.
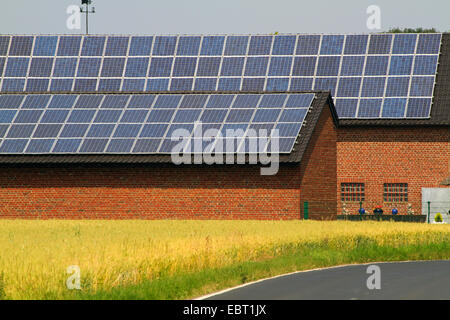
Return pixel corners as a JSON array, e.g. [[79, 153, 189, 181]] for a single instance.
[[0, 33, 448, 220]]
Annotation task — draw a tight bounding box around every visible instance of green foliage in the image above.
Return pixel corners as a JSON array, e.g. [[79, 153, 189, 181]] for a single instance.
[[387, 27, 438, 33], [435, 213, 443, 223]]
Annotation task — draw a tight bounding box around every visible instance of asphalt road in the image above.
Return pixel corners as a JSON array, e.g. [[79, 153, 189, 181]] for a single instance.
[[205, 261, 450, 300]]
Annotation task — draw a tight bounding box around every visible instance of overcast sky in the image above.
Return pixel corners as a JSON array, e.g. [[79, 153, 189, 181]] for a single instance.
[[1, 0, 448, 35]]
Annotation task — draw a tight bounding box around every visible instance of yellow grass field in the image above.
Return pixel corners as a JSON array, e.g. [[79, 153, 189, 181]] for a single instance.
[[0, 220, 449, 299]]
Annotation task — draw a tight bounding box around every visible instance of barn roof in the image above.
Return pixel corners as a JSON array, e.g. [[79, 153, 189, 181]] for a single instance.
[[0, 91, 336, 164], [0, 32, 448, 164]]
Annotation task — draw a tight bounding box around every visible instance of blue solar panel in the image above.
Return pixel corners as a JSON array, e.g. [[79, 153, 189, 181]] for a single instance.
[[79, 139, 108, 153], [196, 57, 220, 77], [50, 79, 73, 92], [57, 36, 81, 56], [0, 139, 28, 153], [344, 35, 368, 54], [5, 58, 29, 77], [365, 56, 389, 75], [53, 139, 81, 152], [9, 36, 33, 56], [221, 57, 244, 76], [337, 78, 361, 97], [368, 34, 392, 54], [292, 57, 316, 76], [316, 56, 340, 76], [224, 36, 248, 55], [81, 36, 106, 56], [33, 36, 58, 56], [0, 34, 441, 120], [416, 34, 441, 54], [87, 124, 115, 137], [22, 95, 51, 108], [201, 36, 225, 56], [406, 98, 431, 117], [248, 36, 272, 55], [385, 77, 409, 97], [194, 78, 217, 91], [392, 34, 416, 54], [410, 76, 434, 96], [266, 78, 289, 92], [320, 35, 344, 55], [26, 79, 49, 92], [53, 58, 77, 77], [128, 36, 153, 56], [173, 57, 197, 77], [272, 35, 296, 55], [101, 58, 125, 77], [153, 36, 177, 56], [389, 56, 413, 75], [218, 78, 241, 91], [77, 58, 101, 77], [335, 99, 358, 118], [361, 77, 386, 97], [0, 36, 10, 55], [268, 57, 292, 76], [357, 99, 382, 118], [413, 56, 439, 75], [148, 57, 173, 77], [241, 78, 265, 91], [382, 98, 407, 118], [33, 124, 61, 137], [25, 138, 55, 153], [177, 36, 201, 56], [296, 35, 320, 55], [259, 94, 287, 108], [140, 124, 168, 137], [170, 78, 193, 91], [244, 57, 269, 76], [7, 124, 35, 138], [105, 37, 129, 56], [106, 139, 134, 153], [147, 79, 169, 91], [101, 95, 130, 108]]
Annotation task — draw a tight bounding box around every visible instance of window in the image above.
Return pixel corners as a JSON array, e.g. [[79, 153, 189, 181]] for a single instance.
[[341, 183, 365, 202], [384, 183, 408, 202]]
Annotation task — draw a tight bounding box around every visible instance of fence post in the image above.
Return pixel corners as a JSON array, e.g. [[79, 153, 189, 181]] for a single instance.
[[427, 201, 431, 223], [303, 201, 309, 220]]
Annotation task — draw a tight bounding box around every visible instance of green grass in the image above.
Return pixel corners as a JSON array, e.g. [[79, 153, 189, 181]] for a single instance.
[[1, 220, 450, 300], [71, 237, 450, 300]]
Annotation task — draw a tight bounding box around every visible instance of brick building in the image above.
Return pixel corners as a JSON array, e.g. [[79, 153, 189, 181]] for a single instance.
[[0, 33, 448, 219]]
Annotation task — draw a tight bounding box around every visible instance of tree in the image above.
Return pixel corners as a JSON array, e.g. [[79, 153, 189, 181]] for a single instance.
[[386, 27, 438, 33]]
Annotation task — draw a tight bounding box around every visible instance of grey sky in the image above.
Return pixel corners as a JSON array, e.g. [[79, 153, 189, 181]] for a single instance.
[[1, 0, 448, 35]]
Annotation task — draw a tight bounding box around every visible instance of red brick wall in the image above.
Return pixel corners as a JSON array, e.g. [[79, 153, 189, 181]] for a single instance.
[[0, 104, 337, 220], [337, 126, 450, 216], [299, 104, 337, 220]]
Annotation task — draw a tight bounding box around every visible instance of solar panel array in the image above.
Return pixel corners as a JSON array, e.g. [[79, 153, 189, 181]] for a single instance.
[[0, 34, 441, 118], [0, 92, 314, 154]]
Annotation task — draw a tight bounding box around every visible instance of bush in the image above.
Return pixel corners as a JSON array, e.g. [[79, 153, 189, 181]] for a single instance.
[[434, 213, 443, 223]]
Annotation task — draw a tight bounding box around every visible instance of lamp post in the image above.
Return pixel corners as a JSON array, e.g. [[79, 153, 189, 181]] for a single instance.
[[80, 0, 95, 35]]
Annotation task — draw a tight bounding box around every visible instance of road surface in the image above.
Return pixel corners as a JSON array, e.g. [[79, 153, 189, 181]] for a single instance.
[[204, 260, 450, 300]]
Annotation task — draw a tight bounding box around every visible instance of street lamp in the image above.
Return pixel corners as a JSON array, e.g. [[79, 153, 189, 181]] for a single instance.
[[80, 0, 95, 35]]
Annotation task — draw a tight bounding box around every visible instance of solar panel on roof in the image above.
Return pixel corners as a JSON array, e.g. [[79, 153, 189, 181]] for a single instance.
[[0, 33, 441, 119], [0, 92, 314, 154]]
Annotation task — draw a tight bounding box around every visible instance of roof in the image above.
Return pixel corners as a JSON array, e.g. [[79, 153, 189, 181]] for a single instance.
[[339, 33, 450, 126], [0, 91, 337, 164]]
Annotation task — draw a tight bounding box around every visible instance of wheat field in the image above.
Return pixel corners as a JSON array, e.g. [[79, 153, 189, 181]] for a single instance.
[[0, 220, 449, 299]]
